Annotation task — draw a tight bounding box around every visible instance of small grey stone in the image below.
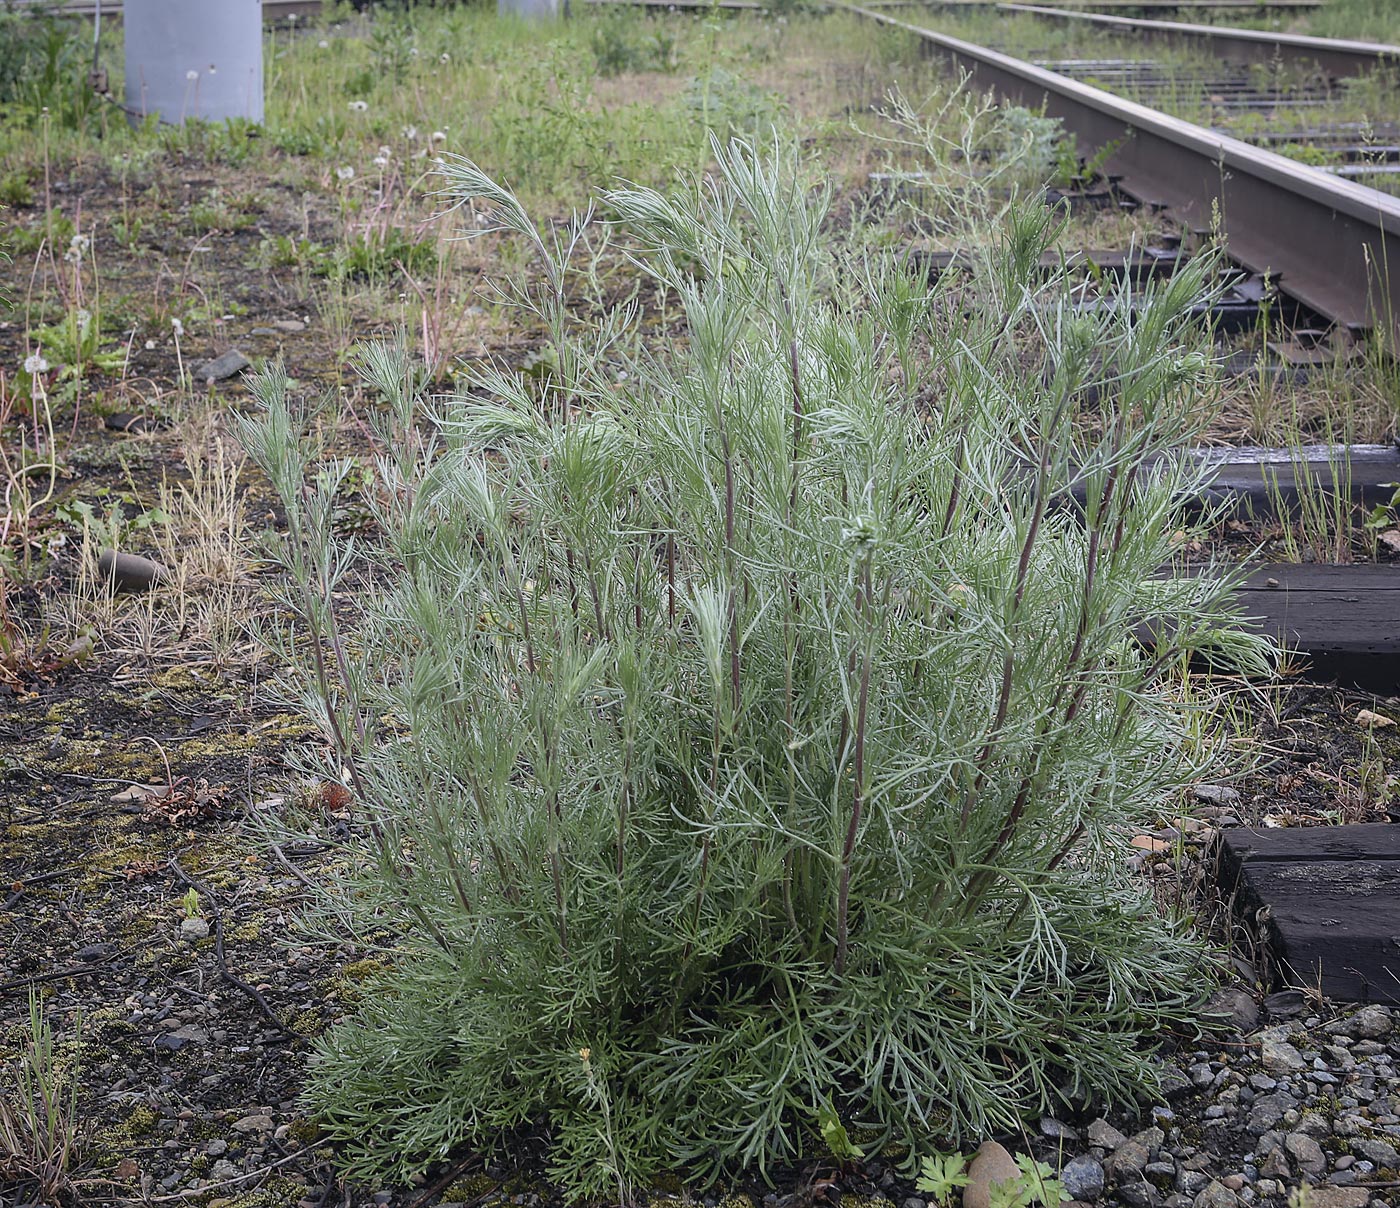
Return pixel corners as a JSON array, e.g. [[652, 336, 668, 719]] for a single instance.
[[231, 1113, 275, 1134], [1189, 1063, 1215, 1089], [901, 1198, 923, 1208], [1193, 784, 1240, 805], [1144, 1161, 1177, 1188], [179, 917, 210, 940], [1176, 1171, 1211, 1197], [1087, 1118, 1128, 1150], [205, 1139, 227, 1156], [1302, 1189, 1369, 1208], [1159, 1064, 1193, 1102], [271, 319, 306, 333], [1119, 1180, 1158, 1208], [1296, 1111, 1332, 1137], [1350, 1137, 1399, 1166], [1191, 1182, 1238, 1208], [1129, 1127, 1166, 1153], [1059, 1155, 1103, 1201], [1204, 988, 1260, 1035], [1262, 1144, 1291, 1182], [97, 548, 169, 593], [1285, 1132, 1326, 1175], [1247, 1093, 1295, 1135], [1041, 1116, 1079, 1141], [1105, 1141, 1153, 1182], [1264, 990, 1307, 1019], [191, 349, 251, 384], [1260, 1034, 1307, 1073], [1342, 1006, 1393, 1041]]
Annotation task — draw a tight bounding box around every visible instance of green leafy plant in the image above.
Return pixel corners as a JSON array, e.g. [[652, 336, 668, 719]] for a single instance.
[[815, 1102, 864, 1162], [182, 888, 202, 918], [240, 139, 1273, 1198], [915, 1151, 970, 1206]]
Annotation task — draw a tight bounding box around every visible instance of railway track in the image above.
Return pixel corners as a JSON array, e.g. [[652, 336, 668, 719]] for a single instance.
[[1001, 3, 1400, 79], [845, 3, 1400, 351]]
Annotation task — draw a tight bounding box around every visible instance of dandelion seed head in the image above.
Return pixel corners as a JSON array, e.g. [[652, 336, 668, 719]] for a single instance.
[[318, 39, 330, 48], [186, 69, 199, 81], [348, 100, 369, 113], [373, 155, 389, 169], [171, 317, 185, 338], [23, 352, 49, 374], [431, 130, 447, 143], [336, 165, 355, 181]]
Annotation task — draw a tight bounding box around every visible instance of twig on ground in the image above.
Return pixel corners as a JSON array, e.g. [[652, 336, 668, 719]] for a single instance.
[[167, 855, 298, 1037]]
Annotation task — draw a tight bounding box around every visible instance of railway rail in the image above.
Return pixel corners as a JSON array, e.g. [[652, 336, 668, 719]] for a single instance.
[[845, 3, 1400, 349], [1001, 3, 1400, 79]]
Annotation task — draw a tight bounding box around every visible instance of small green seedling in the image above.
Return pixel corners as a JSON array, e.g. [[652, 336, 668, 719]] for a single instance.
[[990, 1155, 1070, 1208], [181, 888, 201, 919], [815, 1102, 864, 1161], [915, 1151, 970, 1206]]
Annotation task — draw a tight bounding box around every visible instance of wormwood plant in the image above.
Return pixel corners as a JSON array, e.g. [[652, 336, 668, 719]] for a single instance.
[[240, 140, 1275, 1198]]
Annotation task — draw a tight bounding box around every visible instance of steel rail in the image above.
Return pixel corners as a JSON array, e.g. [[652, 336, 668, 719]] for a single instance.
[[846, 3, 1400, 347], [1001, 4, 1400, 79]]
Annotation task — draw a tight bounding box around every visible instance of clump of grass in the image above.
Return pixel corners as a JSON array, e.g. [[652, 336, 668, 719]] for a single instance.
[[0, 992, 83, 1204], [243, 135, 1272, 1200]]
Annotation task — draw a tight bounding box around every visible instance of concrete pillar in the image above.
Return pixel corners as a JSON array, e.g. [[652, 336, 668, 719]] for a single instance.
[[498, 0, 567, 20], [124, 0, 264, 125]]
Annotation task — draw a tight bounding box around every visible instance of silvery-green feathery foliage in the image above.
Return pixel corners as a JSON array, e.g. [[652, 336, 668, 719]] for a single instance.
[[238, 137, 1275, 1200]]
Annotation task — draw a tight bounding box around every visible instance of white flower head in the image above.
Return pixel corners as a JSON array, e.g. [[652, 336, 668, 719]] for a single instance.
[[144, 339, 156, 350], [348, 100, 369, 113], [62, 233, 91, 264], [373, 155, 389, 169], [23, 352, 49, 374], [439, 52, 450, 63], [186, 69, 199, 81], [336, 165, 355, 181], [318, 39, 329, 49], [431, 130, 447, 143], [75, 308, 91, 332], [171, 317, 185, 338], [377, 144, 391, 157], [402, 125, 418, 140], [409, 46, 419, 57]]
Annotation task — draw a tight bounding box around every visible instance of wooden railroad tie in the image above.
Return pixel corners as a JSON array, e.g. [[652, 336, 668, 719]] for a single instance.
[[1217, 824, 1400, 1006]]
